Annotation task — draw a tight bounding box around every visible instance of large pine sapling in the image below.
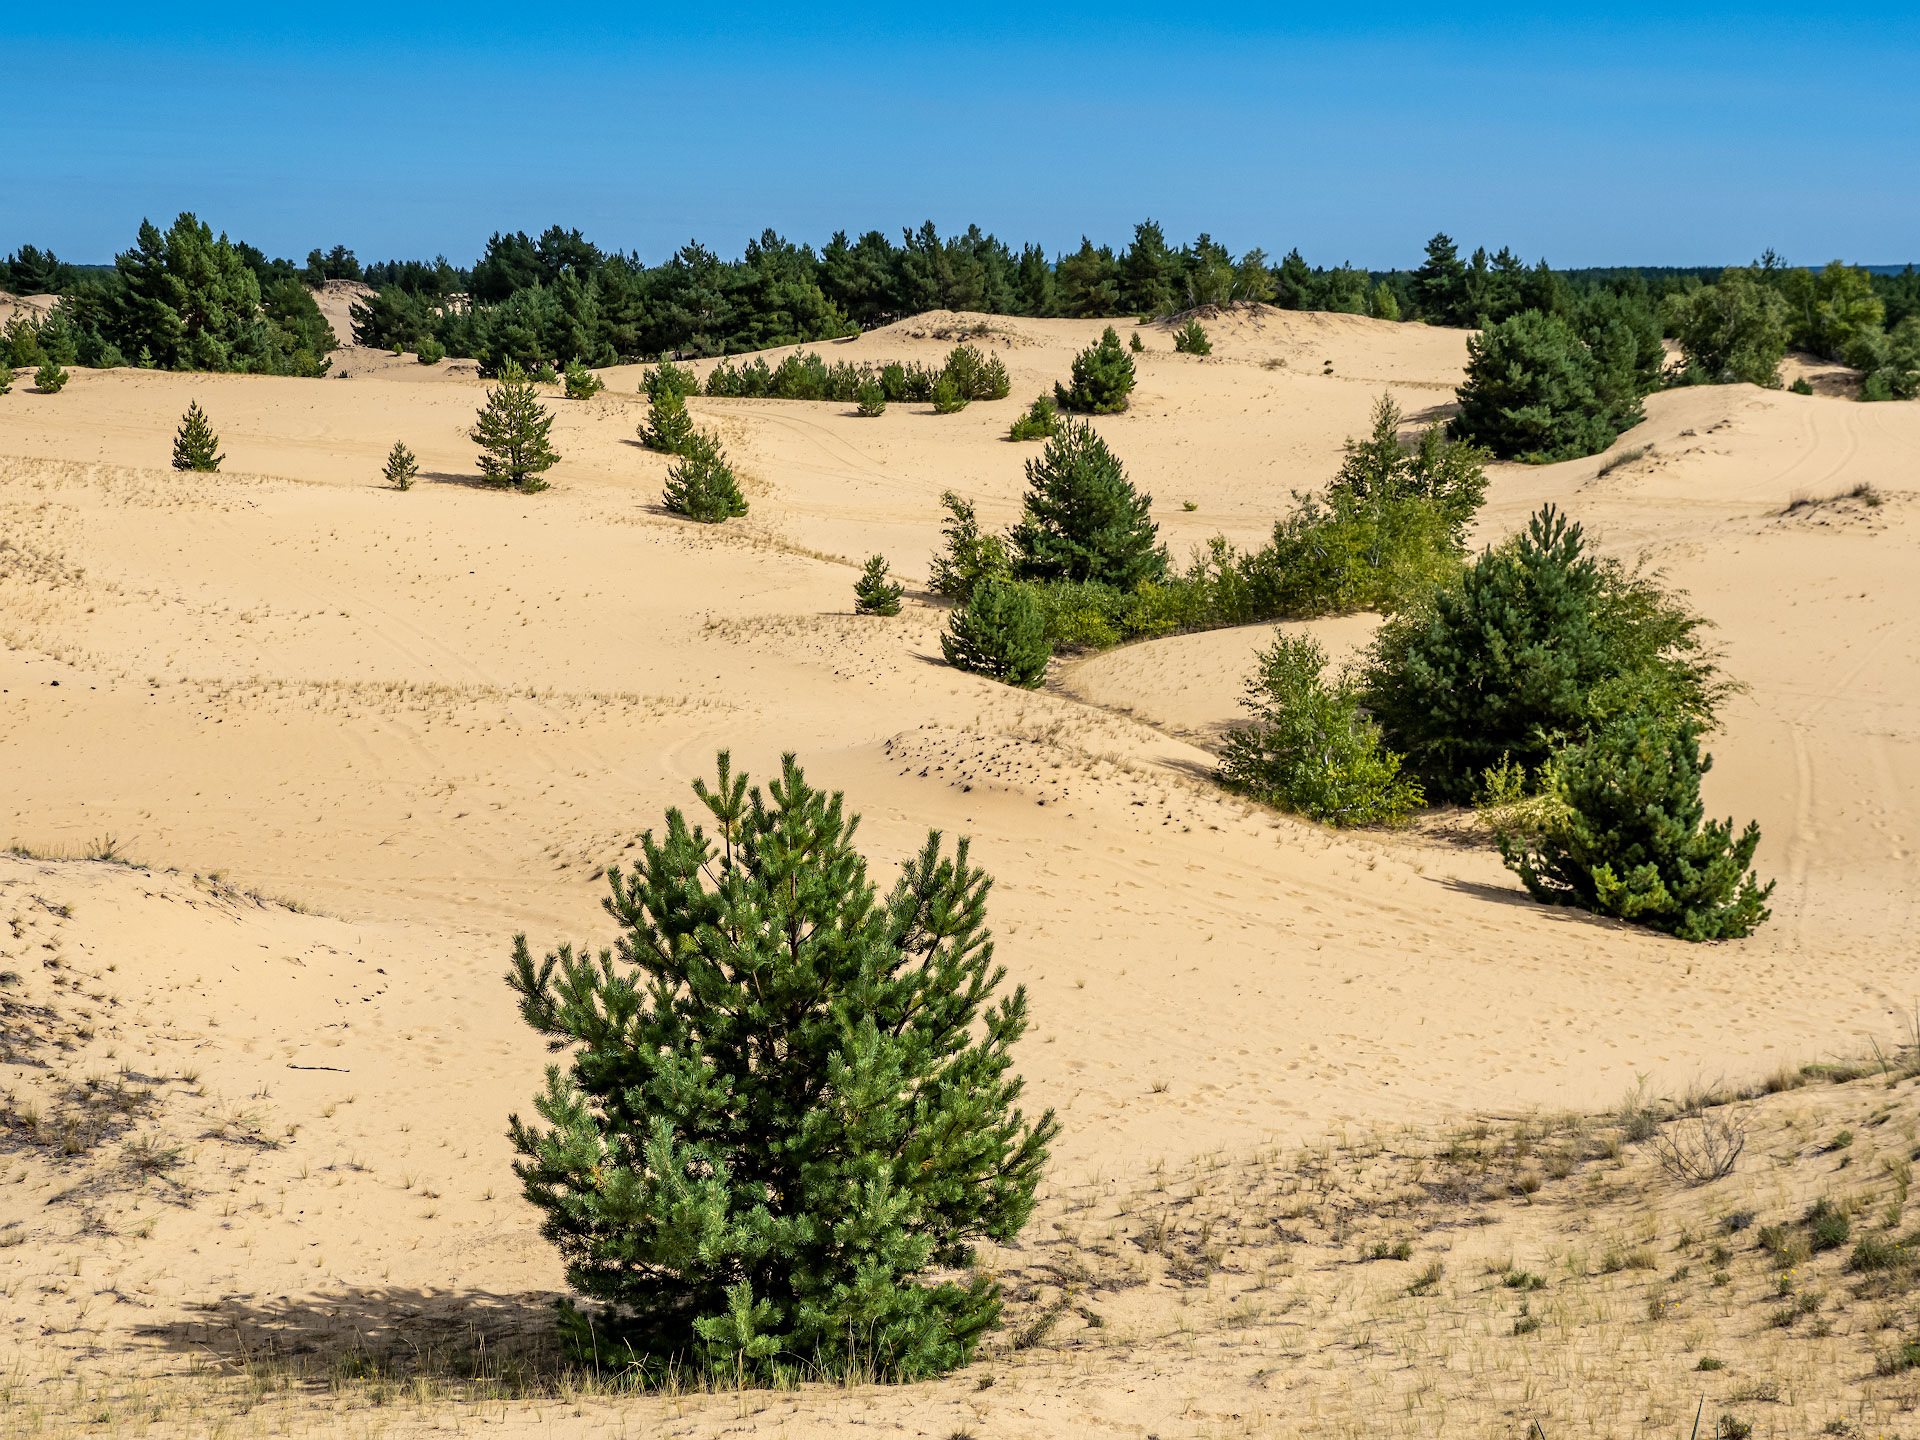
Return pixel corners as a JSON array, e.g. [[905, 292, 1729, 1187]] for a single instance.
[[1054, 326, 1136, 414], [507, 752, 1056, 1380], [1496, 712, 1773, 940], [1010, 421, 1167, 588], [854, 554, 904, 615], [171, 401, 224, 472], [927, 492, 1010, 603], [941, 577, 1050, 687], [471, 361, 560, 492], [662, 430, 747, 522], [640, 387, 697, 454]]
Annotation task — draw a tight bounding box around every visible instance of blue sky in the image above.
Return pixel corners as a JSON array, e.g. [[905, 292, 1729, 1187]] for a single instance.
[[9, 3, 1917, 269]]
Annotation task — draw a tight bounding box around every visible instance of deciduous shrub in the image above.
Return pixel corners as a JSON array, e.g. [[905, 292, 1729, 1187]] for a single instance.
[[853, 554, 903, 615], [928, 492, 1010, 603], [1848, 315, 1920, 402], [1496, 711, 1773, 939], [383, 440, 418, 490], [507, 752, 1055, 1380], [1173, 319, 1211, 355], [941, 577, 1050, 687], [1363, 505, 1727, 802], [1054, 326, 1136, 414], [1218, 632, 1423, 826], [171, 401, 223, 472], [1006, 395, 1058, 441], [1665, 270, 1792, 388], [1010, 421, 1166, 588], [662, 430, 747, 521], [471, 361, 560, 492]]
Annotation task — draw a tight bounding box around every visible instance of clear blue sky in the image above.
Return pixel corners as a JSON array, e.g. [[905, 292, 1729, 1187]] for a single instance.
[[8, 2, 1917, 270]]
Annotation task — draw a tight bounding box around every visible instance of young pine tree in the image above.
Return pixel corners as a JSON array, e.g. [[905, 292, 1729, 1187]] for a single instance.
[[1054, 326, 1137, 414], [1173, 319, 1211, 356], [927, 491, 1010, 603], [662, 430, 747, 522], [941, 578, 1050, 688], [171, 401, 224, 472], [34, 360, 68, 393], [383, 440, 419, 491], [931, 375, 967, 414], [472, 362, 560, 492], [641, 359, 700, 403], [563, 360, 605, 399], [854, 380, 886, 417], [507, 752, 1056, 1379], [1010, 421, 1167, 588], [0, 361, 16, 395], [1497, 712, 1773, 940], [853, 554, 904, 615], [640, 387, 697, 454], [1006, 395, 1058, 442]]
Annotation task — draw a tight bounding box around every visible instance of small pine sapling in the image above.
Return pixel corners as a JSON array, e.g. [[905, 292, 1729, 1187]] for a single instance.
[[1054, 326, 1136, 414], [471, 361, 560, 492], [1006, 395, 1059, 442], [928, 491, 1010, 603], [171, 401, 224, 472], [531, 362, 560, 384], [642, 360, 700, 402], [563, 361, 605, 399], [35, 361, 68, 393], [941, 578, 1050, 687], [662, 430, 748, 522], [1173, 319, 1212, 356], [384, 440, 419, 491], [931, 375, 968, 414], [854, 381, 886, 417], [640, 387, 696, 454], [1129, 331, 1145, 353], [853, 554, 905, 615], [1789, 376, 1813, 395], [417, 339, 446, 364], [0, 362, 14, 395]]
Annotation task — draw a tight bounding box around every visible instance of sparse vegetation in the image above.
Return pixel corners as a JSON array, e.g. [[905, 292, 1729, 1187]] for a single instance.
[[506, 752, 1055, 1379]]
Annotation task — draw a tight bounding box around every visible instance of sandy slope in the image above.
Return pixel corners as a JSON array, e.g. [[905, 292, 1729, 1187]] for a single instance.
[[4, 307, 1919, 1435]]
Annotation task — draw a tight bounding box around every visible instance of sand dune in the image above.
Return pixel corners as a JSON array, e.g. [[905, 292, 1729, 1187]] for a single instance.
[[4, 308, 1919, 1435]]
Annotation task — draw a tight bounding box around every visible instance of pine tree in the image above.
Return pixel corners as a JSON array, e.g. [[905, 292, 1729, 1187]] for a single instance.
[[0, 362, 12, 395], [928, 492, 1010, 603], [941, 578, 1050, 687], [383, 440, 419, 491], [563, 360, 605, 399], [1173, 319, 1211, 356], [471, 361, 560, 491], [662, 430, 747, 522], [1411, 233, 1470, 326], [931, 375, 967, 414], [1497, 712, 1773, 940], [171, 401, 224, 472], [1010, 421, 1167, 588], [1054, 326, 1136, 413], [34, 360, 68, 393], [507, 752, 1055, 1379], [853, 554, 904, 615], [641, 360, 699, 403], [640, 387, 696, 453], [854, 381, 886, 416], [1450, 310, 1627, 462], [1128, 331, 1145, 353], [1006, 395, 1058, 442]]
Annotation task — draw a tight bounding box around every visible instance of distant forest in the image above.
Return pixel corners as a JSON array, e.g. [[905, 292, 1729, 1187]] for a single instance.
[[2, 216, 1916, 380]]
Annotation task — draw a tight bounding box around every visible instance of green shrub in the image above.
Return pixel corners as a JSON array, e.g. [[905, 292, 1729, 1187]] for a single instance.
[[853, 554, 903, 615], [1497, 711, 1772, 940], [1451, 310, 1639, 462], [1846, 315, 1920, 402], [1789, 376, 1813, 395], [1010, 421, 1166, 589], [506, 752, 1055, 1380], [643, 360, 700, 403], [1173, 319, 1211, 356], [0, 361, 12, 395], [1331, 393, 1489, 548], [944, 344, 1010, 401], [563, 360, 605, 399], [854, 381, 886, 417], [1006, 395, 1058, 441], [1363, 505, 1726, 801], [1055, 325, 1136, 414], [1665, 269, 1791, 387], [530, 362, 560, 384], [928, 492, 1010, 603], [640, 387, 696, 454], [941, 578, 1050, 688], [171, 401, 223, 472], [34, 361, 68, 393], [471, 361, 560, 492], [662, 430, 747, 522], [383, 440, 418, 491], [1218, 633, 1424, 826], [417, 339, 446, 364], [931, 375, 967, 414], [1128, 331, 1145, 353]]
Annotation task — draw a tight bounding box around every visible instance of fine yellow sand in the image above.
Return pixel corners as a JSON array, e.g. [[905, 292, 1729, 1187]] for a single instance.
[[4, 306, 1918, 1436]]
